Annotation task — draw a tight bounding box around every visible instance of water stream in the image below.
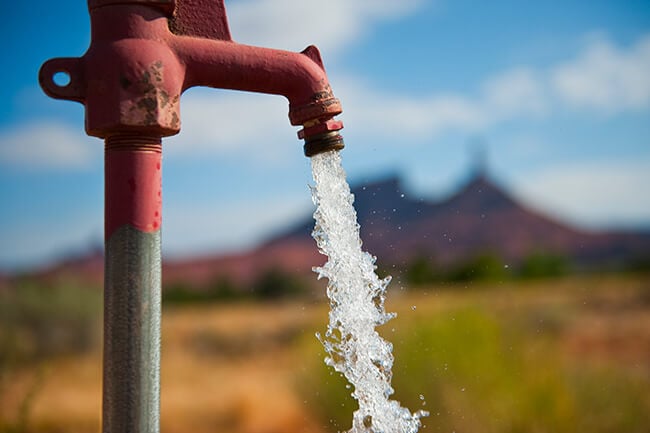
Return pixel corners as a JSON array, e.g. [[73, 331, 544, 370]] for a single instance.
[[310, 151, 428, 433]]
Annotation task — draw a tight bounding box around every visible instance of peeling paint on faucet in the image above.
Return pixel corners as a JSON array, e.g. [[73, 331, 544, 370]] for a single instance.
[[122, 62, 180, 129]]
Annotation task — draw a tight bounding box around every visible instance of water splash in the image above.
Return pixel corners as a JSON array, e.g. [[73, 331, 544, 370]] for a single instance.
[[310, 151, 428, 433]]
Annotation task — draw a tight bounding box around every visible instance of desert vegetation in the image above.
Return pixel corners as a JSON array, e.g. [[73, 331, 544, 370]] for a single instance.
[[1, 272, 649, 433]]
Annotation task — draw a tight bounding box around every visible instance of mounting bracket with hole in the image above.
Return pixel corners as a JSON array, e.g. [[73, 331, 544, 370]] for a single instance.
[[38, 57, 85, 103]]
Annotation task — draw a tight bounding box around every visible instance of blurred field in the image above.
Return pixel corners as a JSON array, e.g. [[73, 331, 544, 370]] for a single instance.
[[1, 273, 649, 433]]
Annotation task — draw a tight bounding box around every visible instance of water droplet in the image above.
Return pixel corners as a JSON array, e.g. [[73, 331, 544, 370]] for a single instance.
[[400, 193, 405, 198], [504, 264, 509, 269], [419, 394, 425, 400], [411, 305, 417, 311], [461, 387, 466, 392]]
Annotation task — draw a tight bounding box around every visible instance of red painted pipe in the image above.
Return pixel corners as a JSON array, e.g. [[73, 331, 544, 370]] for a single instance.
[[105, 136, 162, 240]]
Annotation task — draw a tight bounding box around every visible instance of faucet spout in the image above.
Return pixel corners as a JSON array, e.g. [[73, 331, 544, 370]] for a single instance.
[[174, 38, 342, 127]]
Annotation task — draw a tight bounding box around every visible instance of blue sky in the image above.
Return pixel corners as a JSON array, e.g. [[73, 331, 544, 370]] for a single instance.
[[1, 0, 649, 271]]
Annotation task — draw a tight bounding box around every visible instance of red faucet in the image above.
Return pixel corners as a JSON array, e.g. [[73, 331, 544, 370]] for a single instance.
[[39, 0, 344, 153]]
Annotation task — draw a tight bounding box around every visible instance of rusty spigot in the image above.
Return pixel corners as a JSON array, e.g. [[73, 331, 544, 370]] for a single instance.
[[38, 1, 345, 432]]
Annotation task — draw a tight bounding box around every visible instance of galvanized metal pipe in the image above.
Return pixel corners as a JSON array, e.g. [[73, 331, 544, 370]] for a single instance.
[[104, 136, 162, 433]]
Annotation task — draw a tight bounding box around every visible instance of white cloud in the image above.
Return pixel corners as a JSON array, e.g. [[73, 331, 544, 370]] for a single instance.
[[0, 122, 98, 169], [0, 210, 102, 271], [162, 195, 312, 257], [481, 67, 548, 118], [334, 68, 545, 141], [336, 34, 650, 142], [227, 0, 424, 55], [551, 35, 650, 112], [329, 75, 485, 141], [512, 160, 650, 229], [167, 88, 330, 168], [167, 89, 295, 161]]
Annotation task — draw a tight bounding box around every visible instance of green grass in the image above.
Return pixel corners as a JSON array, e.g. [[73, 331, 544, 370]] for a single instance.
[[2, 274, 648, 433], [0, 281, 102, 433], [300, 282, 650, 433], [0, 281, 102, 363]]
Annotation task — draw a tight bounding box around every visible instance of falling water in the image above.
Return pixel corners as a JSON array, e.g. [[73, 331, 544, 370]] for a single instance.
[[310, 151, 428, 433]]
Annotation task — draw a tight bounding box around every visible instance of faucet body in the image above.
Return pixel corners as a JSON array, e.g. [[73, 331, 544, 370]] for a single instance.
[[39, 1, 344, 432], [39, 0, 343, 143]]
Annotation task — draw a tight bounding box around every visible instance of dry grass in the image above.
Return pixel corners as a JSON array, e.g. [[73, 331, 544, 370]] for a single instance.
[[1, 274, 649, 433]]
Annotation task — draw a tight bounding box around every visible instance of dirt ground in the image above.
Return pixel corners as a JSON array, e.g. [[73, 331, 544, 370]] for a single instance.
[[2, 274, 649, 433]]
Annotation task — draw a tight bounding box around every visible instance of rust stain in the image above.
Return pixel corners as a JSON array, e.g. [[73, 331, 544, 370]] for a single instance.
[[123, 62, 180, 129], [170, 112, 179, 129]]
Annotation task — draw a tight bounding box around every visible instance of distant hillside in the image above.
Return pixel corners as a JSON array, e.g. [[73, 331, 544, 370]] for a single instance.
[[15, 172, 650, 288], [261, 173, 650, 270], [162, 172, 650, 287]]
